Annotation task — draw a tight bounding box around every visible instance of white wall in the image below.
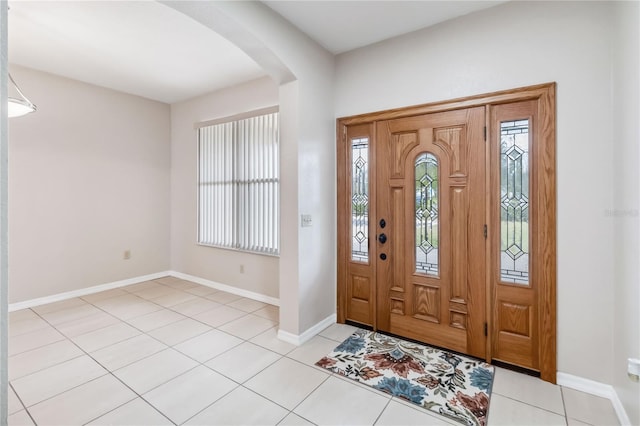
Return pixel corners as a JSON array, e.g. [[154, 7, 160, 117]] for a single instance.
[[215, 2, 337, 334], [8, 65, 171, 303], [206, 1, 337, 335], [166, 1, 336, 336], [335, 1, 616, 384], [612, 2, 640, 424], [170, 76, 280, 298]]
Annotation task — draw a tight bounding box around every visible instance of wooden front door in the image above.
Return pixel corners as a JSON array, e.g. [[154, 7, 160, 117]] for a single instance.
[[375, 107, 486, 358], [336, 83, 556, 382]]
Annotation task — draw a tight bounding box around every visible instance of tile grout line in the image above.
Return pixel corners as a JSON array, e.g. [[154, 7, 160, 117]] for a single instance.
[[246, 384, 320, 423], [177, 328, 307, 423], [17, 309, 173, 424], [52, 306, 121, 340], [169, 315, 283, 424], [64, 282, 283, 424], [177, 382, 244, 425], [79, 375, 177, 426], [204, 346, 284, 386], [75, 281, 245, 350], [52, 304, 147, 352], [8, 381, 38, 426], [6, 324, 67, 358], [9, 308, 94, 340], [55, 310, 231, 425], [558, 386, 598, 426], [9, 343, 87, 382], [24, 302, 407, 424], [285, 371, 333, 415], [11, 281, 299, 425], [81, 293, 251, 394], [174, 330, 333, 425], [247, 326, 296, 355], [176, 324, 295, 426], [145, 284, 260, 335], [12, 283, 260, 425], [80, 321, 248, 425], [560, 386, 569, 426], [14, 280, 268, 345], [82, 282, 277, 379], [276, 411, 318, 426], [22, 305, 410, 424], [15, 329, 234, 424], [492, 391, 569, 418], [12, 285, 616, 426], [372, 397, 393, 425]]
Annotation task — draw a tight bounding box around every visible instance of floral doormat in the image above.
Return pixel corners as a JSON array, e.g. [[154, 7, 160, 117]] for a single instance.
[[316, 330, 494, 426]]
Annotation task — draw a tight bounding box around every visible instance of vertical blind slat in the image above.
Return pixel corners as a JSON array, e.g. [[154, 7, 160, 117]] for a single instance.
[[197, 111, 279, 254]]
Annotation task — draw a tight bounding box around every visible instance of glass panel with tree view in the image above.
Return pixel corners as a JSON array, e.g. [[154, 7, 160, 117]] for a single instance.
[[415, 153, 439, 276], [500, 119, 530, 284], [351, 138, 369, 263]]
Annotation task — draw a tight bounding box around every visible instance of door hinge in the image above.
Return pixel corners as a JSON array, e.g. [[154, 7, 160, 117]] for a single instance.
[[483, 126, 487, 141], [484, 323, 488, 336], [483, 224, 487, 239]]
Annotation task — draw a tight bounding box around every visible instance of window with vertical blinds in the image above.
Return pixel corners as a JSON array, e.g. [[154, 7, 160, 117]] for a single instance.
[[197, 108, 279, 255]]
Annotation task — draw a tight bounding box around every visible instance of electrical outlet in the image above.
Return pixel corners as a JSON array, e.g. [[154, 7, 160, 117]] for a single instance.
[[123, 250, 131, 260], [628, 358, 640, 382]]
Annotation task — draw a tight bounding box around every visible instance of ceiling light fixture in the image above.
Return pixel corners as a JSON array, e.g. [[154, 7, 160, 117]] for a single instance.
[[7, 73, 36, 118]]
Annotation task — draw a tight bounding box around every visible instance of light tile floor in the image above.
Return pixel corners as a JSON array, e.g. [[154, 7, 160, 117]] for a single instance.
[[7, 277, 620, 426]]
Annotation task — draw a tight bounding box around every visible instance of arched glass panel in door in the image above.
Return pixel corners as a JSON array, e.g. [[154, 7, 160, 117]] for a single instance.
[[415, 153, 439, 276]]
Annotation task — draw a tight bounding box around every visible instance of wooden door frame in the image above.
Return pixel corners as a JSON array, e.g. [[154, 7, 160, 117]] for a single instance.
[[336, 82, 557, 383]]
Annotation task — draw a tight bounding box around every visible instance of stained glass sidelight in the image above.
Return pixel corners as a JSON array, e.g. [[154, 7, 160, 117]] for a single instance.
[[351, 138, 369, 263], [500, 120, 530, 284], [415, 153, 439, 276]]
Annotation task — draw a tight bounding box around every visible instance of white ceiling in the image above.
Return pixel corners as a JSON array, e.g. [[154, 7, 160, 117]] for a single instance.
[[263, 1, 507, 54], [8, 1, 266, 104], [8, 1, 506, 104]]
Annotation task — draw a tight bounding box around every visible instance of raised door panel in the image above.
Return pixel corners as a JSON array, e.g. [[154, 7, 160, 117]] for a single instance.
[[346, 272, 373, 325], [377, 107, 486, 358], [413, 285, 440, 323], [493, 287, 538, 369]]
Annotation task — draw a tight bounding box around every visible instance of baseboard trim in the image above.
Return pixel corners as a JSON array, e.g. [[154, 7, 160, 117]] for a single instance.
[[557, 372, 631, 426], [8, 276, 635, 426], [8, 271, 172, 312], [277, 313, 337, 346], [8, 270, 280, 313], [610, 390, 632, 426], [168, 271, 279, 307]]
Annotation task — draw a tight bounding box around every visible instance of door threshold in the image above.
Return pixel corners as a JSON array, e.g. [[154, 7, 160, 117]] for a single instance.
[[374, 329, 487, 364], [344, 321, 541, 379], [491, 359, 540, 378], [344, 319, 374, 331]]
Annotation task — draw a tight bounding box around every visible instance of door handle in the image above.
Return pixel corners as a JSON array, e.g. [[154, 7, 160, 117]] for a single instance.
[[378, 233, 387, 244]]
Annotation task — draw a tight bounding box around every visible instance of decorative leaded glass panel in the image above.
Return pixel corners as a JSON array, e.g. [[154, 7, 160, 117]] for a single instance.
[[415, 153, 439, 276], [351, 138, 369, 263], [500, 119, 530, 284]]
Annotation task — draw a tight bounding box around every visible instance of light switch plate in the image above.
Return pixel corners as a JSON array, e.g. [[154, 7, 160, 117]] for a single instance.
[[301, 214, 312, 227]]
